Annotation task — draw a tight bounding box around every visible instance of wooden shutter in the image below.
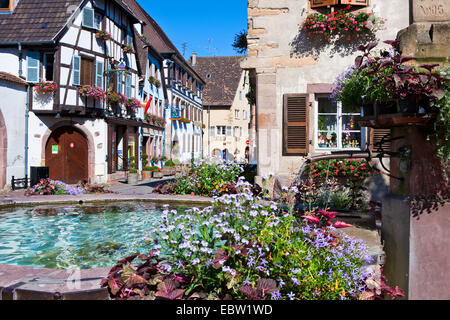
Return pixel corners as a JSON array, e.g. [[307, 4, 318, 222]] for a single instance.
[[80, 58, 94, 86], [310, 0, 338, 8], [283, 94, 309, 155], [82, 7, 95, 28], [370, 128, 391, 152], [340, 0, 369, 6], [95, 60, 104, 88], [125, 74, 132, 98], [26, 51, 40, 83], [72, 55, 81, 86]]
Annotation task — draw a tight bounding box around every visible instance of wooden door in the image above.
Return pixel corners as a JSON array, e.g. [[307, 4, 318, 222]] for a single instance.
[[45, 126, 88, 184]]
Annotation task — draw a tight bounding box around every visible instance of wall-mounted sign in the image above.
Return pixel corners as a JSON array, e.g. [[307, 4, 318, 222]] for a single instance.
[[171, 107, 180, 119], [52, 145, 59, 154]]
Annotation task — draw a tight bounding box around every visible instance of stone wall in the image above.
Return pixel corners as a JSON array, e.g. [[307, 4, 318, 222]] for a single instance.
[[242, 0, 410, 183]]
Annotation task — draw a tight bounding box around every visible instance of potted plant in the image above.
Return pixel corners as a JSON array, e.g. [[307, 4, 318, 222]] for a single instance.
[[162, 159, 175, 176], [128, 156, 139, 184], [331, 40, 448, 126], [154, 80, 161, 88], [152, 166, 163, 179], [148, 76, 155, 84], [141, 154, 152, 180]]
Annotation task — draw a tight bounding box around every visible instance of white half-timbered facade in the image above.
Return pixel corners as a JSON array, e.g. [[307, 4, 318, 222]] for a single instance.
[[0, 0, 145, 184]]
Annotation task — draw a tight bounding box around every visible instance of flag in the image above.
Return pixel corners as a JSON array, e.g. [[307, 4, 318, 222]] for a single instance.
[[144, 96, 152, 115]]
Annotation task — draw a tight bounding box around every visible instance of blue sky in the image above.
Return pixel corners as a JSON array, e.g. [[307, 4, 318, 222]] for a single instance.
[[138, 0, 247, 59]]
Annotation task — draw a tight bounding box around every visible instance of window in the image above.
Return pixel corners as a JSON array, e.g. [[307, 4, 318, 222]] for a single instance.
[[94, 13, 102, 30], [216, 126, 226, 136], [226, 126, 232, 136], [209, 126, 215, 137], [72, 55, 81, 85], [243, 110, 248, 120], [82, 7, 95, 29], [44, 54, 54, 81], [316, 97, 361, 149], [95, 60, 104, 88], [239, 91, 242, 100], [310, 0, 368, 8], [235, 110, 239, 120], [26, 52, 40, 83], [126, 28, 133, 46], [0, 0, 13, 11]]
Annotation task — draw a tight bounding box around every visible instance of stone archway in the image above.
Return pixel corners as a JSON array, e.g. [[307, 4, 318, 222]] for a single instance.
[[42, 121, 95, 183], [0, 110, 6, 189]]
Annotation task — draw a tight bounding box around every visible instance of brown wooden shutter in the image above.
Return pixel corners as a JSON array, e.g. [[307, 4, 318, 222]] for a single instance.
[[283, 94, 309, 155], [370, 128, 391, 152], [340, 0, 369, 6], [310, 0, 338, 8], [80, 58, 94, 86]]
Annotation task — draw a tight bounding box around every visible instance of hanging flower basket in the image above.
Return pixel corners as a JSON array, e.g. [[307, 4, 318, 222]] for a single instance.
[[79, 85, 106, 100], [34, 81, 57, 95], [302, 6, 386, 40]]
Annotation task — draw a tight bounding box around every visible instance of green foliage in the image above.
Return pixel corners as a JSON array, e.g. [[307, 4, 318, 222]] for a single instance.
[[164, 159, 175, 167], [129, 168, 138, 174], [301, 159, 378, 211], [132, 185, 395, 300], [429, 67, 450, 164], [232, 30, 247, 54], [174, 158, 243, 197]]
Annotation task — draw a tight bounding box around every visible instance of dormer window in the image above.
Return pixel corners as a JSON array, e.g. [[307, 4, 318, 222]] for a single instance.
[[310, 0, 368, 8], [0, 0, 13, 12]]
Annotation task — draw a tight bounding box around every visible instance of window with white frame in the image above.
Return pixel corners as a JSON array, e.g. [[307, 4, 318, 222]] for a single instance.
[[243, 110, 248, 120], [216, 126, 226, 136], [235, 110, 239, 120], [315, 96, 362, 149]]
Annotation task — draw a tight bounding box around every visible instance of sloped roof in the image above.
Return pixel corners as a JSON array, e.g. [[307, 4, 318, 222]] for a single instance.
[[0, 0, 82, 43], [121, 0, 177, 54], [121, 0, 204, 84], [0, 72, 27, 86], [0, 0, 140, 44], [192, 56, 243, 106]]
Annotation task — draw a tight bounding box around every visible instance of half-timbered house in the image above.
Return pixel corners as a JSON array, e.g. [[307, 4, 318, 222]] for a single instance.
[[123, 0, 206, 164], [0, 0, 144, 184]]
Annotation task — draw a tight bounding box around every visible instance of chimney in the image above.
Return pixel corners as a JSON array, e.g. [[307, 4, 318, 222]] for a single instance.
[[191, 52, 197, 66]]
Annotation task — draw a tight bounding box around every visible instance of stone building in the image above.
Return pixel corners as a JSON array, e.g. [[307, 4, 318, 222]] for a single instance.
[[241, 0, 411, 184], [191, 56, 251, 163]]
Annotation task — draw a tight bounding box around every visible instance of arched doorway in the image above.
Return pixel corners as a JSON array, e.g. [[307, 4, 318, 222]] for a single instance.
[[45, 126, 88, 184], [0, 110, 6, 189]]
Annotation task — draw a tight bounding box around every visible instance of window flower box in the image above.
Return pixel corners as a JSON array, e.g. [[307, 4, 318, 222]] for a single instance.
[[123, 45, 135, 54], [302, 6, 385, 40], [79, 85, 106, 100], [34, 81, 57, 96], [96, 30, 112, 41]]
